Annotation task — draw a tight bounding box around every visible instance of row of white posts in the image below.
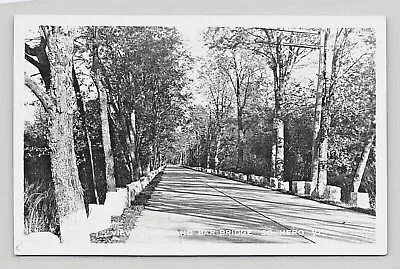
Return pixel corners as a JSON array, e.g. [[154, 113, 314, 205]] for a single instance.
[[86, 165, 166, 233], [187, 166, 370, 209], [16, 165, 167, 253]]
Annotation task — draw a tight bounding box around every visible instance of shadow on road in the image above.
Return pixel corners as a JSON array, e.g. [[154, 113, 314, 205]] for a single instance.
[[128, 166, 375, 244]]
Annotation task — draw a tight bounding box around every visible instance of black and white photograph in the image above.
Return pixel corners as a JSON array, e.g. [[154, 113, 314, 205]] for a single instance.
[[13, 15, 386, 255]]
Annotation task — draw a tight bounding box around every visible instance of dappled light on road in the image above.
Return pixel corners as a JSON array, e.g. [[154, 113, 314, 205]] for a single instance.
[[127, 166, 375, 244]]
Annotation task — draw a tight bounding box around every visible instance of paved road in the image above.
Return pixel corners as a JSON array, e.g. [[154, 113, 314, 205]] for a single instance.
[[127, 165, 375, 244]]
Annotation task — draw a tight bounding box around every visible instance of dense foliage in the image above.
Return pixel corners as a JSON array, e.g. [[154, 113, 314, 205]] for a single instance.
[[24, 26, 191, 233], [23, 26, 377, 236], [183, 27, 376, 205]]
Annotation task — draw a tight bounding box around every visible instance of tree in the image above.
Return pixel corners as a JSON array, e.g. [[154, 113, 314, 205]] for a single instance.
[[72, 64, 100, 205], [246, 28, 317, 185], [310, 29, 328, 194], [203, 28, 265, 169], [329, 30, 376, 198], [353, 116, 376, 193], [91, 27, 117, 192], [198, 58, 233, 169], [26, 29, 99, 207], [311, 28, 348, 197], [84, 26, 190, 180], [24, 27, 88, 243], [311, 28, 374, 198], [220, 50, 264, 169]]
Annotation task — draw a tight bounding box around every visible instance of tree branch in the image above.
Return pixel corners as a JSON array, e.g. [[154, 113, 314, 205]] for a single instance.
[[25, 54, 41, 70], [24, 72, 54, 112], [25, 43, 38, 56]]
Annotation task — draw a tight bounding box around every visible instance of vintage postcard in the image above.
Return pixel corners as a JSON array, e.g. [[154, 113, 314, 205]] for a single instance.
[[14, 15, 386, 255]]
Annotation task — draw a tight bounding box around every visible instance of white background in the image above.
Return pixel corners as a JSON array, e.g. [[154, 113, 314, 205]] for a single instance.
[[0, 0, 399, 268], [0, 0, 32, 4]]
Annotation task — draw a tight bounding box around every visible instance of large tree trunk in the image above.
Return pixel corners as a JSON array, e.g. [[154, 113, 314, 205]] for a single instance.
[[25, 31, 99, 218], [316, 76, 332, 197], [353, 120, 376, 192], [271, 57, 285, 183], [315, 28, 344, 198], [316, 119, 330, 197], [41, 27, 88, 243], [96, 77, 116, 192], [93, 27, 116, 192], [311, 29, 328, 192], [48, 108, 88, 243]]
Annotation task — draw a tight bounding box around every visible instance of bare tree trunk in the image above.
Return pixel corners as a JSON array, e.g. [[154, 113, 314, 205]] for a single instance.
[[272, 81, 285, 183], [271, 143, 276, 177], [72, 64, 99, 205], [158, 148, 162, 168], [108, 111, 132, 180], [206, 113, 212, 169], [315, 28, 346, 198], [117, 113, 135, 180], [206, 148, 211, 169], [149, 143, 154, 170], [85, 129, 99, 203], [353, 120, 376, 192], [271, 44, 285, 184], [214, 133, 221, 169], [48, 28, 87, 243], [237, 109, 244, 169], [93, 27, 116, 192], [274, 118, 284, 183], [154, 143, 159, 168], [128, 72, 141, 176], [96, 79, 116, 192], [128, 110, 141, 179], [25, 27, 88, 243], [196, 143, 201, 166], [317, 123, 329, 197], [316, 60, 332, 198], [184, 150, 188, 165], [311, 29, 327, 192], [316, 115, 330, 198], [49, 109, 88, 243]]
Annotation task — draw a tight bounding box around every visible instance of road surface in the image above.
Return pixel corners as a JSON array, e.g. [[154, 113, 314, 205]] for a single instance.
[[127, 165, 375, 244]]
